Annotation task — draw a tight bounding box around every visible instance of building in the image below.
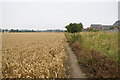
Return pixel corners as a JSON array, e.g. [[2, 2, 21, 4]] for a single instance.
[[100, 25, 114, 30], [90, 20, 120, 31], [113, 20, 120, 27], [90, 24, 102, 30]]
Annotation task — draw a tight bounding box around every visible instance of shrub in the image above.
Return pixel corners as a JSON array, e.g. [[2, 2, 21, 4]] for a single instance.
[[65, 33, 82, 45], [65, 23, 83, 33]]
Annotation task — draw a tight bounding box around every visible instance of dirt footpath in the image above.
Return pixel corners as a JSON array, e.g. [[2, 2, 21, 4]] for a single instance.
[[64, 39, 86, 78]]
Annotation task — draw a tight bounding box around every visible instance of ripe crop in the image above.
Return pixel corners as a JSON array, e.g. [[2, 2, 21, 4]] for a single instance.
[[2, 32, 68, 78]]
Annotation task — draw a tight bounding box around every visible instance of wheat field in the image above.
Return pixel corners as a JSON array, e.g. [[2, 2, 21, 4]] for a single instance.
[[0, 33, 2, 78], [2, 32, 68, 78]]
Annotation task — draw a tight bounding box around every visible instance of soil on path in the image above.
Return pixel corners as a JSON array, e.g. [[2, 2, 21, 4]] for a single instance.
[[65, 39, 86, 78]]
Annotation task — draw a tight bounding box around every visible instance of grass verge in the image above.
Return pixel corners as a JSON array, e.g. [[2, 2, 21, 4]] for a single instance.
[[65, 32, 119, 78]]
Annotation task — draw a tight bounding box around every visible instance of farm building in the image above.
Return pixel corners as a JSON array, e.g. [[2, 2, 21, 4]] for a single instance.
[[113, 20, 120, 31], [90, 24, 102, 30], [100, 25, 114, 30], [90, 20, 120, 31], [113, 20, 120, 27]]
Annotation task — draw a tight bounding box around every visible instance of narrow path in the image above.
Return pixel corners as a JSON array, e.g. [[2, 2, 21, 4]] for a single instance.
[[65, 39, 86, 78]]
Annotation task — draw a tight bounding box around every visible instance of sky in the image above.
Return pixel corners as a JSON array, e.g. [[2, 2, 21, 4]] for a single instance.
[[0, 0, 119, 30]]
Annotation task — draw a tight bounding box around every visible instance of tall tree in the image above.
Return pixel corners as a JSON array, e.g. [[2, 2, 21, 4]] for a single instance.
[[65, 23, 83, 33]]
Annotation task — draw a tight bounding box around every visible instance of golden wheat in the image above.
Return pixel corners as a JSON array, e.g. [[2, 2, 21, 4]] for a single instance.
[[0, 33, 2, 78], [2, 32, 67, 78]]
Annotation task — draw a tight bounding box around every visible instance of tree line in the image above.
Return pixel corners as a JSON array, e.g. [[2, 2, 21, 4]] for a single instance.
[[0, 29, 65, 33]]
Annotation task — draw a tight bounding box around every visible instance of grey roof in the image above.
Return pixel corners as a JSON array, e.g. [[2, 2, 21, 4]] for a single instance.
[[91, 24, 101, 26], [89, 20, 120, 30], [101, 25, 113, 30], [90, 24, 101, 29], [101, 25, 113, 27], [113, 20, 120, 26]]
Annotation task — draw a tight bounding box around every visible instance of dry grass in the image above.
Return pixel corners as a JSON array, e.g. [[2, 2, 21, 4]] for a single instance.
[[65, 32, 119, 78], [2, 32, 68, 78], [80, 32, 118, 61]]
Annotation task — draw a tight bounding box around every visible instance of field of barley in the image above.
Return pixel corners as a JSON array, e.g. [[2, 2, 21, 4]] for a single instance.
[[2, 32, 68, 78], [0, 33, 2, 78]]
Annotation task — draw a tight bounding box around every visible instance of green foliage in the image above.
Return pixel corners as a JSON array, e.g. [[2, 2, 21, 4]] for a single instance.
[[81, 32, 118, 61], [2, 29, 5, 33], [65, 23, 83, 33], [65, 32, 118, 78], [65, 32, 117, 78], [65, 32, 118, 61], [64, 30, 68, 32], [109, 26, 115, 30], [65, 33, 82, 45]]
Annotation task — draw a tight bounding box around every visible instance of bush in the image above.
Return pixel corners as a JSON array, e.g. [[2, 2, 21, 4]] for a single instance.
[[65, 23, 83, 33], [65, 33, 83, 45]]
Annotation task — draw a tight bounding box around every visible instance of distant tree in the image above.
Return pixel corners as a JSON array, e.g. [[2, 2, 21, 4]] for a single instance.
[[9, 29, 14, 32], [4, 29, 9, 32], [2, 29, 5, 33], [31, 30, 34, 32], [64, 30, 68, 32], [65, 23, 83, 33], [109, 26, 115, 30], [16, 29, 19, 32]]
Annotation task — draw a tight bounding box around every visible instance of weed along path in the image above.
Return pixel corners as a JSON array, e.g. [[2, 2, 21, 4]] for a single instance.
[[65, 39, 86, 78]]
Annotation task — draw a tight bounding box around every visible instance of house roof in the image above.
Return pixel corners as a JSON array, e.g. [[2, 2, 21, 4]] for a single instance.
[[101, 25, 113, 27], [90, 24, 101, 26], [89, 20, 120, 30], [113, 20, 120, 26], [101, 25, 113, 30], [90, 24, 101, 29]]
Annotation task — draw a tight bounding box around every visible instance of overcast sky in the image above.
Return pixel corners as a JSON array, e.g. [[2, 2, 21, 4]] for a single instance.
[[0, 0, 119, 30]]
